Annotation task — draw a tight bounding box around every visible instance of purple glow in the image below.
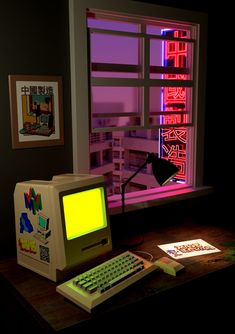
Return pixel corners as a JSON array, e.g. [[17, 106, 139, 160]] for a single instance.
[[87, 18, 139, 33], [90, 33, 139, 65]]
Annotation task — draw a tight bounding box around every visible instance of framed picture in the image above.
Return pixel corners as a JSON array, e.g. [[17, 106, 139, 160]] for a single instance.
[[8, 75, 64, 148]]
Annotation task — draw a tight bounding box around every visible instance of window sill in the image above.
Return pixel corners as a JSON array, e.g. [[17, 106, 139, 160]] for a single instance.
[[108, 185, 214, 216]]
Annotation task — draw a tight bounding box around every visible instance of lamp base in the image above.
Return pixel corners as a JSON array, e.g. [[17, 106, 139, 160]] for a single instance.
[[118, 233, 144, 248]]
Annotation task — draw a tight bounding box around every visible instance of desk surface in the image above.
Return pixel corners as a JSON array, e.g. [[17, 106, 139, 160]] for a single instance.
[[1, 221, 235, 332]]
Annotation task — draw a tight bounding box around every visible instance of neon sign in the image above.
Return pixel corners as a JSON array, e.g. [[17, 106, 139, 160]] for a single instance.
[[161, 30, 188, 182]]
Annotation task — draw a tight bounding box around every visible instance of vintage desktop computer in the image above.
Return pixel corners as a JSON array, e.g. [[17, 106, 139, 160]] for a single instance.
[[14, 174, 112, 282]]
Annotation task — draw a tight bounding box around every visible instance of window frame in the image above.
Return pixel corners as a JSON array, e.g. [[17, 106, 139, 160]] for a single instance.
[[88, 25, 194, 132], [69, 0, 209, 214]]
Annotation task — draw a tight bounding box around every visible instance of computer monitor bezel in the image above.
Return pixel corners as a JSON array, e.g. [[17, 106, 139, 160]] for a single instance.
[[58, 181, 112, 268]]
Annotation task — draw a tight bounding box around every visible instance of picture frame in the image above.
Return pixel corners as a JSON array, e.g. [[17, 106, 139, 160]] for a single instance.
[[8, 75, 64, 148]]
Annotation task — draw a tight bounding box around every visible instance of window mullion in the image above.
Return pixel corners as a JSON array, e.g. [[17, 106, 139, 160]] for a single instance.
[[142, 24, 149, 128], [91, 77, 193, 87]]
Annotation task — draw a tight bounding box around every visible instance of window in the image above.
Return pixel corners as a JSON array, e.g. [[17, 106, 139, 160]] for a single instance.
[[69, 0, 209, 214]]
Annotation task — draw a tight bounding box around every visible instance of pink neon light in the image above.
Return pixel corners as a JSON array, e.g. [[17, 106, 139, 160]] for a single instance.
[[161, 30, 188, 182]]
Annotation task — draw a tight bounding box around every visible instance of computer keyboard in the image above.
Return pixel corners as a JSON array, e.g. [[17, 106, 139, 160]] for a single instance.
[[56, 250, 157, 313]]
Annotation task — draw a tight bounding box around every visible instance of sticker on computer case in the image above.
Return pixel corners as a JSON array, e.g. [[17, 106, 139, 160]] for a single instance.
[[33, 213, 51, 245], [39, 245, 50, 263], [19, 212, 34, 233], [18, 237, 37, 254], [24, 187, 42, 215]]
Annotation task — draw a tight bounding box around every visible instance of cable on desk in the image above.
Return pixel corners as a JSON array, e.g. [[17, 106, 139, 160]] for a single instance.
[[133, 250, 154, 262]]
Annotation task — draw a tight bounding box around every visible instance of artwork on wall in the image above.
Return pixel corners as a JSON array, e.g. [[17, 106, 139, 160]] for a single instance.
[[8, 75, 64, 148]]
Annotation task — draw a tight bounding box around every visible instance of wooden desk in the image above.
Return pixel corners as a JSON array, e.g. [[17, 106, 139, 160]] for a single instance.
[[1, 221, 235, 333]]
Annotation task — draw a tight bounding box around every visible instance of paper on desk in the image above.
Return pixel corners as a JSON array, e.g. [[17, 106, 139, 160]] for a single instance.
[[158, 238, 221, 259]]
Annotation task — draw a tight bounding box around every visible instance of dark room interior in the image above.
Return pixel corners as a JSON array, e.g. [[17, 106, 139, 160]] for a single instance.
[[1, 0, 234, 332]]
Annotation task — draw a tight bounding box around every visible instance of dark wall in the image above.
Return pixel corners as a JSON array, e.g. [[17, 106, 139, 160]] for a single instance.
[[0, 0, 73, 258], [0, 0, 214, 260]]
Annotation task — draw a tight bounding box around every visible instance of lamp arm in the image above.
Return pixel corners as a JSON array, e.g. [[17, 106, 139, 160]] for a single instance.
[[121, 159, 149, 213]]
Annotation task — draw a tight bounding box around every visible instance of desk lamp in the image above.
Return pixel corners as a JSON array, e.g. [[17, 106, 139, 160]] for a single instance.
[[120, 153, 179, 247], [121, 152, 180, 214]]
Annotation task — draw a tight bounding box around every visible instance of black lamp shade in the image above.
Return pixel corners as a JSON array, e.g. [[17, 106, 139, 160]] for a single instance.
[[121, 152, 180, 214], [151, 154, 179, 186]]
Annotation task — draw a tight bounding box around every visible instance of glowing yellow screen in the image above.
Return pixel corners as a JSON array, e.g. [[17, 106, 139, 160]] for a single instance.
[[62, 187, 107, 240]]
